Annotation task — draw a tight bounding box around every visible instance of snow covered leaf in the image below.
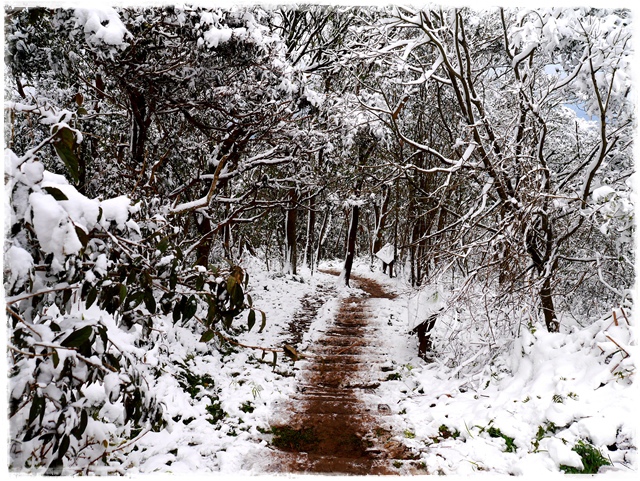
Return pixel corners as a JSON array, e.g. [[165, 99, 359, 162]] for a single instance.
[[60, 325, 93, 348], [51, 126, 80, 183]]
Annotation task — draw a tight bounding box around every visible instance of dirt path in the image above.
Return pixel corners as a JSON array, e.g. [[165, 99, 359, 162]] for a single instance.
[[265, 270, 418, 474]]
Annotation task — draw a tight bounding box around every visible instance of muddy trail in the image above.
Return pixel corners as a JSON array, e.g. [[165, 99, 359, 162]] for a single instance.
[[265, 270, 419, 475]]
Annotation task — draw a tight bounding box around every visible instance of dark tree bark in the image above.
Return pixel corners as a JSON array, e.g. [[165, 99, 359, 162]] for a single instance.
[[304, 193, 316, 270], [371, 184, 391, 262], [342, 203, 359, 287], [341, 129, 375, 285], [284, 188, 298, 274], [128, 88, 149, 167], [314, 207, 330, 269]]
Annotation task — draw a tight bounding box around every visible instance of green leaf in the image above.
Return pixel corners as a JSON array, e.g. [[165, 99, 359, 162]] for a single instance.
[[126, 290, 145, 310], [98, 326, 108, 348], [244, 272, 249, 289], [272, 352, 277, 369], [195, 275, 204, 291], [173, 300, 183, 323], [247, 309, 256, 331], [227, 276, 236, 294], [72, 410, 88, 440], [144, 289, 156, 314], [52, 126, 80, 183], [57, 434, 70, 458], [61, 325, 93, 348], [206, 299, 218, 325], [258, 311, 267, 333], [246, 294, 253, 307], [86, 286, 98, 308], [183, 295, 197, 321], [157, 237, 169, 254], [62, 288, 72, 310], [43, 186, 68, 201], [200, 330, 215, 343], [75, 225, 89, 249], [52, 349, 59, 368], [28, 395, 44, 425], [103, 352, 120, 371], [231, 283, 244, 306], [118, 284, 127, 304]]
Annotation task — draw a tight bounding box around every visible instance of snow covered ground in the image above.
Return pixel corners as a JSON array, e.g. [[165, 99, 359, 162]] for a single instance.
[[9, 253, 630, 477], [84, 255, 636, 477]]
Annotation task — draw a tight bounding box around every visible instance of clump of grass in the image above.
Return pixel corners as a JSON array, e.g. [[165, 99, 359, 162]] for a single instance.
[[487, 426, 516, 452], [559, 441, 611, 474], [175, 361, 215, 399], [240, 401, 254, 413], [386, 372, 402, 381], [271, 425, 319, 451], [205, 400, 225, 424], [532, 421, 558, 452], [437, 425, 460, 440]]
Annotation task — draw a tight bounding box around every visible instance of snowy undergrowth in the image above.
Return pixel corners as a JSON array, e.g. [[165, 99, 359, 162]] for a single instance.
[[121, 259, 339, 474], [344, 259, 636, 475]]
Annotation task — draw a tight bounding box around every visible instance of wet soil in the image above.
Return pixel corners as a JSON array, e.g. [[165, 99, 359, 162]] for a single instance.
[[266, 269, 419, 475]]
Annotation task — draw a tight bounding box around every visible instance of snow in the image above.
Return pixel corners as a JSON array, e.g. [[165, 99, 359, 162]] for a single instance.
[[203, 27, 233, 48], [374, 242, 395, 264], [3, 248, 636, 475], [593, 184, 616, 202], [29, 191, 83, 260], [4, 245, 33, 291], [407, 284, 445, 330], [99, 196, 131, 229], [73, 8, 130, 48]]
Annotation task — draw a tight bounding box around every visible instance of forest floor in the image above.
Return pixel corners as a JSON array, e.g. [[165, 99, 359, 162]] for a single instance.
[[264, 269, 422, 474]]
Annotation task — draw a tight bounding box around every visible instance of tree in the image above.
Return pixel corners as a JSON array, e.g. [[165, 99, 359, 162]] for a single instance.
[[354, 6, 633, 331]]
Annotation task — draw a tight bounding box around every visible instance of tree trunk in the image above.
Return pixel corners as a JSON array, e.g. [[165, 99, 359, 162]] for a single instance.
[[284, 188, 298, 274], [195, 214, 212, 267], [129, 88, 148, 167], [540, 276, 559, 332], [304, 194, 316, 271], [341, 128, 375, 285], [315, 207, 330, 269], [371, 185, 391, 264], [342, 204, 359, 287]]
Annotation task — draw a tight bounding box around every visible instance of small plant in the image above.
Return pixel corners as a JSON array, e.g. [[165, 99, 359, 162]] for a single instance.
[[567, 392, 579, 400], [250, 381, 264, 399], [176, 362, 215, 399], [205, 400, 225, 424], [438, 425, 460, 440], [393, 461, 403, 469], [404, 430, 416, 439], [256, 426, 272, 435], [240, 401, 255, 413], [559, 441, 611, 474], [487, 426, 517, 453], [386, 372, 402, 381], [552, 394, 564, 404]]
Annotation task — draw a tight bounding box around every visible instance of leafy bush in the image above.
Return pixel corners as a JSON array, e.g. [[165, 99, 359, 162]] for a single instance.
[[5, 102, 256, 473]]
